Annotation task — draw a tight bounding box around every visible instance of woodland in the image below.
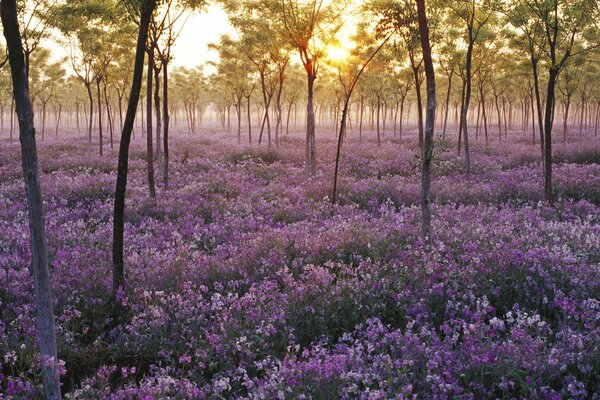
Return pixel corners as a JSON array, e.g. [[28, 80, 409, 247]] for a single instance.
[[1, 0, 600, 398]]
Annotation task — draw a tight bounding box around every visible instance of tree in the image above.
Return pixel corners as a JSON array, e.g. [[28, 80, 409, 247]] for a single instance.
[[1, 0, 61, 398], [448, 0, 495, 178], [54, 0, 130, 157], [17, 0, 57, 81], [280, 0, 349, 177], [112, 0, 157, 301], [520, 0, 598, 200]]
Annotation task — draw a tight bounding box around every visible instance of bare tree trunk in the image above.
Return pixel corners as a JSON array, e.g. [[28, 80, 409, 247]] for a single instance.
[[85, 83, 93, 158], [247, 96, 252, 143], [55, 104, 61, 137], [153, 64, 162, 183], [162, 61, 169, 190], [544, 68, 558, 201], [416, 0, 435, 246], [113, 0, 157, 299], [443, 72, 452, 141], [306, 73, 317, 177], [103, 83, 113, 150], [96, 77, 103, 156], [1, 1, 62, 397], [146, 49, 156, 198]]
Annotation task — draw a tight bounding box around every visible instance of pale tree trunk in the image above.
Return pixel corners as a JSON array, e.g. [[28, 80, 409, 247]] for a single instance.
[[1, 0, 62, 398]]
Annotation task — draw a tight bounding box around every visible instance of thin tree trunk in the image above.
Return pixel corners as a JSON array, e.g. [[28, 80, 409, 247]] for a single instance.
[[162, 61, 169, 190], [146, 49, 156, 198], [443, 72, 452, 140], [544, 68, 558, 201], [86, 83, 93, 158], [113, 0, 157, 298], [154, 63, 162, 183], [306, 73, 316, 177], [416, 0, 435, 246], [96, 77, 103, 156]]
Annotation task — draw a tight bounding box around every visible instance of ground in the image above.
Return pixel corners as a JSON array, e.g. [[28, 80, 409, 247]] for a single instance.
[[1, 127, 600, 398]]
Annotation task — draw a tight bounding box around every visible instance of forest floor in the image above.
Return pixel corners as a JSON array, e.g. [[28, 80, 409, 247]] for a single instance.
[[1, 128, 600, 398]]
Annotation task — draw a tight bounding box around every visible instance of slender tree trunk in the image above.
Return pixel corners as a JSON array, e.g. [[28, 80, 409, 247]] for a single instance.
[[306, 72, 317, 177], [443, 72, 452, 140], [86, 83, 93, 158], [359, 95, 364, 142], [162, 61, 169, 190], [41, 102, 46, 141], [153, 64, 162, 183], [412, 64, 424, 149], [376, 94, 381, 146], [416, 0, 435, 246], [96, 77, 103, 156], [55, 104, 61, 137], [544, 68, 558, 201], [113, 0, 157, 298], [1, 1, 62, 398], [481, 89, 489, 145], [103, 83, 113, 150], [146, 49, 156, 198], [10, 96, 14, 143], [75, 102, 80, 134], [461, 39, 474, 178], [563, 97, 570, 143], [247, 96, 252, 143], [286, 100, 293, 136]]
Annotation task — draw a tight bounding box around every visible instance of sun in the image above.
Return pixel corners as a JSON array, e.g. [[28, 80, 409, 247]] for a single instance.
[[326, 46, 351, 62]]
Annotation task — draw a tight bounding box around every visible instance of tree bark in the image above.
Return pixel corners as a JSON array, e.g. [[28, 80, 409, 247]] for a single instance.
[[1, 0, 62, 398]]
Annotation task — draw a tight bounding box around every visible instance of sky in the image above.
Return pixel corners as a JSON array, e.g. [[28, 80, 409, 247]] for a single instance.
[[169, 4, 235, 69]]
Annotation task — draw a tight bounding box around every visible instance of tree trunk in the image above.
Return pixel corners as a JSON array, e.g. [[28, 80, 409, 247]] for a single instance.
[[146, 49, 156, 198], [443, 71, 452, 140], [412, 63, 424, 149], [113, 0, 157, 298], [563, 97, 570, 143], [55, 104, 61, 137], [247, 96, 252, 143], [1, 1, 62, 398], [416, 0, 435, 246], [41, 102, 46, 140], [153, 63, 162, 183], [376, 94, 381, 146], [96, 77, 103, 156], [544, 67, 558, 201], [103, 83, 114, 150], [162, 61, 169, 190], [460, 39, 474, 178], [306, 72, 317, 177], [85, 83, 93, 158]]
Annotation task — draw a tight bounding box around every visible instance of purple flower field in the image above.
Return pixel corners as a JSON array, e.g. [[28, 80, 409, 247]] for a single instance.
[[1, 132, 600, 399]]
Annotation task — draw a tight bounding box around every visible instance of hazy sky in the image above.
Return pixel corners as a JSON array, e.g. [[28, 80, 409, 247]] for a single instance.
[[169, 5, 235, 69]]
